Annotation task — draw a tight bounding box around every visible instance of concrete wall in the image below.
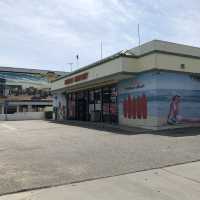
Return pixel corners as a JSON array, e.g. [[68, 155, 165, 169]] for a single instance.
[[156, 53, 200, 73], [0, 112, 45, 121], [121, 55, 156, 73], [122, 52, 200, 75]]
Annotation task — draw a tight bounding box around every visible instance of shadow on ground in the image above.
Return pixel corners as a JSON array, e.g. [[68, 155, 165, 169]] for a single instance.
[[49, 120, 200, 137]]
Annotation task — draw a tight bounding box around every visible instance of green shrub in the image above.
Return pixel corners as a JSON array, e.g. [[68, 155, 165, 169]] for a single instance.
[[45, 111, 53, 119]]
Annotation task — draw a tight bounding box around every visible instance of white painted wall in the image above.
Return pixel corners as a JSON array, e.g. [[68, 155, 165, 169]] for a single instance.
[[0, 112, 45, 121], [52, 58, 122, 91]]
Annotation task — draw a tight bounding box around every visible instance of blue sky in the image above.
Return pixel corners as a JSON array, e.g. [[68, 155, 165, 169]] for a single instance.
[[0, 0, 200, 72]]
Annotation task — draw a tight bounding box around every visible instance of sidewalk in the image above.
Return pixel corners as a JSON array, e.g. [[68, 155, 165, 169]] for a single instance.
[[1, 161, 200, 200]]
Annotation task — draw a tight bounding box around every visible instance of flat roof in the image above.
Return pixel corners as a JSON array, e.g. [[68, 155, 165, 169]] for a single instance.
[[54, 40, 200, 82], [129, 40, 200, 57], [0, 66, 68, 76]]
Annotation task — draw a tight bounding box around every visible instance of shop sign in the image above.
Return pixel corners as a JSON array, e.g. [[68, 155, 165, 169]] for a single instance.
[[64, 72, 88, 85]]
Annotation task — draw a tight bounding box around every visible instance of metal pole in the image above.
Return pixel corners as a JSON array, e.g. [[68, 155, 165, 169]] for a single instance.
[[76, 55, 79, 69], [138, 24, 141, 47], [101, 40, 103, 59]]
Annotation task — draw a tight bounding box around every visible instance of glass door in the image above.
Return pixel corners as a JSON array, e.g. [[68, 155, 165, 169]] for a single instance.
[[67, 93, 76, 120], [102, 85, 118, 123]]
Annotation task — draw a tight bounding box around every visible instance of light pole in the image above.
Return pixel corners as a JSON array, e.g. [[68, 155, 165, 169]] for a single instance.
[[100, 40, 103, 59]]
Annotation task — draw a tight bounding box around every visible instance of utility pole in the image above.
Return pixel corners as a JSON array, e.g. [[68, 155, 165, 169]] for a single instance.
[[100, 40, 103, 59]]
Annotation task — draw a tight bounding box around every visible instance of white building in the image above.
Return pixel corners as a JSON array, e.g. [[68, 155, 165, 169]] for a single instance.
[[0, 66, 66, 120], [51, 40, 200, 129]]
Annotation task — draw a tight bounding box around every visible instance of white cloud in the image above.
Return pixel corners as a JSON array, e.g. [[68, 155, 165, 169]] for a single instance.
[[0, 0, 200, 71]]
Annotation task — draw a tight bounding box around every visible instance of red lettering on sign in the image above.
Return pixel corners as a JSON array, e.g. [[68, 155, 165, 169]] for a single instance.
[[64, 73, 88, 85]]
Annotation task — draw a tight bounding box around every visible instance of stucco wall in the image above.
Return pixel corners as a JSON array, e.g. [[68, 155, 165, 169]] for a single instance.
[[121, 55, 156, 73], [156, 53, 200, 73]]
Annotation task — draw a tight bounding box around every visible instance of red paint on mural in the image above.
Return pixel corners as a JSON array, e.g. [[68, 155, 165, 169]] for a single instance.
[[128, 95, 132, 119], [123, 95, 148, 120], [132, 97, 136, 119]]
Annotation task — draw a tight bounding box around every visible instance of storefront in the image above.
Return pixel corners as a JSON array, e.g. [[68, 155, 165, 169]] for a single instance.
[[52, 40, 200, 129], [66, 85, 118, 123]]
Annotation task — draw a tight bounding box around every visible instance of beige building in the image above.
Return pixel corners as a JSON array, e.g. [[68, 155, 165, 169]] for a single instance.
[[52, 40, 200, 129]]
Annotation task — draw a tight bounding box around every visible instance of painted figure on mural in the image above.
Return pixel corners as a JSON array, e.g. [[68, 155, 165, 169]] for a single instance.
[[167, 95, 200, 125], [57, 101, 66, 120], [167, 95, 181, 124]]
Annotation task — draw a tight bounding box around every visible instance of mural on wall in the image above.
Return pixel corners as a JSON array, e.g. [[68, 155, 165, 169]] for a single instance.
[[0, 72, 51, 100], [118, 71, 157, 128], [167, 95, 200, 124], [118, 70, 200, 128], [156, 71, 200, 126], [53, 94, 66, 120]]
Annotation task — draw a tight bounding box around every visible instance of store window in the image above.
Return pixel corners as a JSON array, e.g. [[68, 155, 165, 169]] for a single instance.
[[67, 93, 76, 120], [110, 86, 118, 123], [89, 90, 95, 117], [76, 91, 88, 121], [94, 89, 101, 111], [5, 106, 17, 114]]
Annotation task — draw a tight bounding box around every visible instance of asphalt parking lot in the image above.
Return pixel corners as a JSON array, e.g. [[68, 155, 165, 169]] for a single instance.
[[0, 120, 200, 196]]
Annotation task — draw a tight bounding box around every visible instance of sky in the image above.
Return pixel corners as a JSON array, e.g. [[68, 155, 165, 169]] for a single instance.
[[0, 0, 200, 72]]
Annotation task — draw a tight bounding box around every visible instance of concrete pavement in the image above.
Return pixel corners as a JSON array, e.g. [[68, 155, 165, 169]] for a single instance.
[[1, 120, 200, 196], [1, 161, 200, 200]]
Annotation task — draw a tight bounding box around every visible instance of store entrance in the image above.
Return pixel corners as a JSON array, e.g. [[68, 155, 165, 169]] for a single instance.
[[76, 91, 88, 121], [102, 86, 118, 123], [66, 84, 118, 124], [77, 99, 87, 121]]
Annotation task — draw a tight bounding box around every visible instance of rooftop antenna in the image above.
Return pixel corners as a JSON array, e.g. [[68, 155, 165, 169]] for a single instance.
[[137, 24, 141, 47], [68, 62, 73, 72], [100, 40, 103, 59], [76, 54, 79, 69]]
